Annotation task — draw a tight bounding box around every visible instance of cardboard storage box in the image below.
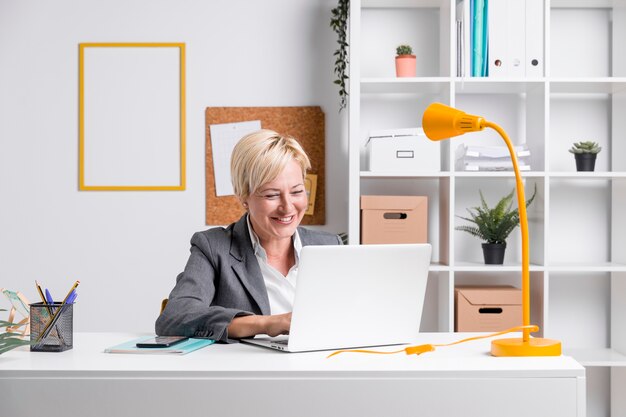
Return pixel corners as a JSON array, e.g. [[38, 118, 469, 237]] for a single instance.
[[360, 195, 427, 244], [455, 286, 522, 332], [368, 127, 440, 173]]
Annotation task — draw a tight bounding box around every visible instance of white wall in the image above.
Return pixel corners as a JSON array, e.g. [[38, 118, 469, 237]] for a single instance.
[[0, 0, 348, 332]]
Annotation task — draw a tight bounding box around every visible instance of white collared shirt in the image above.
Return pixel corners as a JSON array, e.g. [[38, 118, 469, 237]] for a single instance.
[[246, 215, 301, 315]]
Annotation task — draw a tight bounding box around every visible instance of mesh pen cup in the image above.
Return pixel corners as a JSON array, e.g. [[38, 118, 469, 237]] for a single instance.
[[30, 302, 73, 352]]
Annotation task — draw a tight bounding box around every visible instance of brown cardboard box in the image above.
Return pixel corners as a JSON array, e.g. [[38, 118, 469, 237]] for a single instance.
[[360, 195, 427, 244], [455, 286, 522, 332]]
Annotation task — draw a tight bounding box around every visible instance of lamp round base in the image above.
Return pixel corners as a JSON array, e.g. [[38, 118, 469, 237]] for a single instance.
[[491, 338, 562, 357]]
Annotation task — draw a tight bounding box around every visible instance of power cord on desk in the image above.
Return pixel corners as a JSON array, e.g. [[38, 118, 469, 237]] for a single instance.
[[326, 325, 540, 358]]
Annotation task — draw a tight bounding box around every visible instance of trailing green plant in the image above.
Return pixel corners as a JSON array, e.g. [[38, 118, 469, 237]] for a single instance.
[[330, 0, 349, 111], [396, 44, 413, 56], [569, 141, 601, 154], [456, 184, 537, 245], [0, 309, 32, 354]]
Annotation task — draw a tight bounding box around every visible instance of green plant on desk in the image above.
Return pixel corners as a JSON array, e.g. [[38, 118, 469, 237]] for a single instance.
[[0, 309, 32, 354]]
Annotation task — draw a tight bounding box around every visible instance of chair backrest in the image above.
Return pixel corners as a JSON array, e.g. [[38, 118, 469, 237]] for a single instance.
[[160, 298, 168, 315]]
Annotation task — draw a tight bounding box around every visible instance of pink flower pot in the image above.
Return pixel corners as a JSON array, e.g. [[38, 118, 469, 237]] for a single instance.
[[395, 55, 416, 77]]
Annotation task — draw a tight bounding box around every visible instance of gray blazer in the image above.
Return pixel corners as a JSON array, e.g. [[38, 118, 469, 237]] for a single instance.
[[155, 215, 342, 343]]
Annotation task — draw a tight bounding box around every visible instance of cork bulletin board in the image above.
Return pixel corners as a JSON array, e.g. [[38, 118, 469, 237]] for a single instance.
[[205, 106, 325, 225]]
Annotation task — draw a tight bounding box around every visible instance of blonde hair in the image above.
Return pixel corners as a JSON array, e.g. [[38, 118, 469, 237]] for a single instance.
[[230, 129, 311, 201]]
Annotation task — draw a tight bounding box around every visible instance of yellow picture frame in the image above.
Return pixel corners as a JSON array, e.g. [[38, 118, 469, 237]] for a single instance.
[[78, 43, 186, 191]]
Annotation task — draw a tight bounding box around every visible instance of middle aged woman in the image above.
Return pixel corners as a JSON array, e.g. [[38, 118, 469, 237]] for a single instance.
[[155, 130, 342, 343]]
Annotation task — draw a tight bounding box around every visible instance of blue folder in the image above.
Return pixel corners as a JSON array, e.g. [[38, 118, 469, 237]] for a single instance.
[[471, 0, 489, 77], [104, 337, 215, 355]]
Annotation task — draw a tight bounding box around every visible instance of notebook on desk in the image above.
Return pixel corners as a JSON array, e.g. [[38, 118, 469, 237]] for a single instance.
[[241, 243, 432, 353]]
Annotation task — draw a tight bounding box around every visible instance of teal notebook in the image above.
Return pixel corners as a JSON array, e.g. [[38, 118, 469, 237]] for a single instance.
[[104, 337, 215, 355]]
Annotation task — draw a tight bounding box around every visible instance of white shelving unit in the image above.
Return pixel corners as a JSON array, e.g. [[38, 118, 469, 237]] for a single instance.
[[347, 1, 626, 415]]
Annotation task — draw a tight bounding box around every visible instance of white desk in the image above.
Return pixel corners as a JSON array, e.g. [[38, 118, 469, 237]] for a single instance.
[[0, 332, 585, 417]]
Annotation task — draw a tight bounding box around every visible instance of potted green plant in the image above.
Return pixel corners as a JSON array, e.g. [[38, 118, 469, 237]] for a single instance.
[[569, 141, 601, 172], [395, 44, 416, 77], [456, 185, 537, 264]]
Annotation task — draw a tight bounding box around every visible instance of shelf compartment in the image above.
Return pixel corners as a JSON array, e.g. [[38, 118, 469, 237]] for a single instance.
[[361, 5, 445, 78], [549, 93, 612, 172], [548, 179, 612, 265], [453, 271, 546, 337], [550, 7, 613, 77], [360, 177, 450, 265], [454, 89, 546, 171], [454, 177, 546, 266], [547, 272, 611, 351], [359, 93, 451, 171]]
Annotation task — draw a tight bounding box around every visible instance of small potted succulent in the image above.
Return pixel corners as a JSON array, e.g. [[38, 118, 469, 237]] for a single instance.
[[569, 141, 601, 172], [456, 185, 537, 264], [395, 44, 416, 77]]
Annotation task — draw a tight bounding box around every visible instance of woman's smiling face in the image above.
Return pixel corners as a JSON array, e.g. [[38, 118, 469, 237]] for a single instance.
[[244, 159, 308, 244]]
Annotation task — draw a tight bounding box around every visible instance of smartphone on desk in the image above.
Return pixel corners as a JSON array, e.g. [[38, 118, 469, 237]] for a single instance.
[[136, 336, 189, 348]]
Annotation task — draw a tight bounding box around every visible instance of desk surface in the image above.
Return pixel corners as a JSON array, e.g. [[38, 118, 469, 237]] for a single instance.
[[0, 333, 586, 417], [1, 332, 584, 376]]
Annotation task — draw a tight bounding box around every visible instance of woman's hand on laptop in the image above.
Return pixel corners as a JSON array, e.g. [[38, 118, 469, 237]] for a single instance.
[[228, 313, 292, 339], [263, 312, 291, 337]]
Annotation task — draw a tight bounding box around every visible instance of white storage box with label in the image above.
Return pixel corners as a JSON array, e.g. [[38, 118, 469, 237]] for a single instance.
[[367, 127, 440, 172]]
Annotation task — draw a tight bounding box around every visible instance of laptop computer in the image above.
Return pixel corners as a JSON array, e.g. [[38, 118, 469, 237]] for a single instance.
[[241, 243, 432, 353]]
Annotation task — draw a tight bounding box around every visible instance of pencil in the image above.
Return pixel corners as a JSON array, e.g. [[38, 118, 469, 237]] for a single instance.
[[34, 280, 64, 343], [34, 280, 52, 315]]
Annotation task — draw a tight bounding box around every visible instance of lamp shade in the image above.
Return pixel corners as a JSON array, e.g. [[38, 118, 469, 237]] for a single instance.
[[422, 102, 485, 141]]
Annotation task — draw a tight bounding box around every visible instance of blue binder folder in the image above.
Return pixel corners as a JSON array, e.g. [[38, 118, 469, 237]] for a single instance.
[[471, 0, 489, 77]]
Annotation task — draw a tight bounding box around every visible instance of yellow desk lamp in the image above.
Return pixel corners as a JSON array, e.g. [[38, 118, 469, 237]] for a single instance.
[[422, 102, 561, 357]]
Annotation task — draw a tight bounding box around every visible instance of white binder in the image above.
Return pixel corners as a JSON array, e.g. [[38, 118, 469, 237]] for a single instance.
[[488, 0, 525, 77], [456, 0, 471, 77], [525, 0, 544, 77], [487, 0, 507, 77]]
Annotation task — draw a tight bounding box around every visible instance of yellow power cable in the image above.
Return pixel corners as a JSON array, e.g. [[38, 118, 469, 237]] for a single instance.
[[326, 325, 540, 358]]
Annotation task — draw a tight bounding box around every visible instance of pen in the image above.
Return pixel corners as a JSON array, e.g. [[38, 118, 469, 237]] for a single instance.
[[45, 289, 54, 309], [35, 280, 80, 343], [66, 290, 77, 304]]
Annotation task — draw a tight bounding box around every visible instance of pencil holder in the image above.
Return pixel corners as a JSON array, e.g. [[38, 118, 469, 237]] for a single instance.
[[30, 302, 73, 352]]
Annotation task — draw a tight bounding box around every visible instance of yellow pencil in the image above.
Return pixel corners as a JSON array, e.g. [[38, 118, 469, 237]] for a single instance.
[[60, 280, 80, 304], [34, 280, 53, 315]]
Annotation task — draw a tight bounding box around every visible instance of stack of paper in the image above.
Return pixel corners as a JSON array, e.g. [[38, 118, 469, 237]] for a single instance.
[[455, 144, 531, 171]]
